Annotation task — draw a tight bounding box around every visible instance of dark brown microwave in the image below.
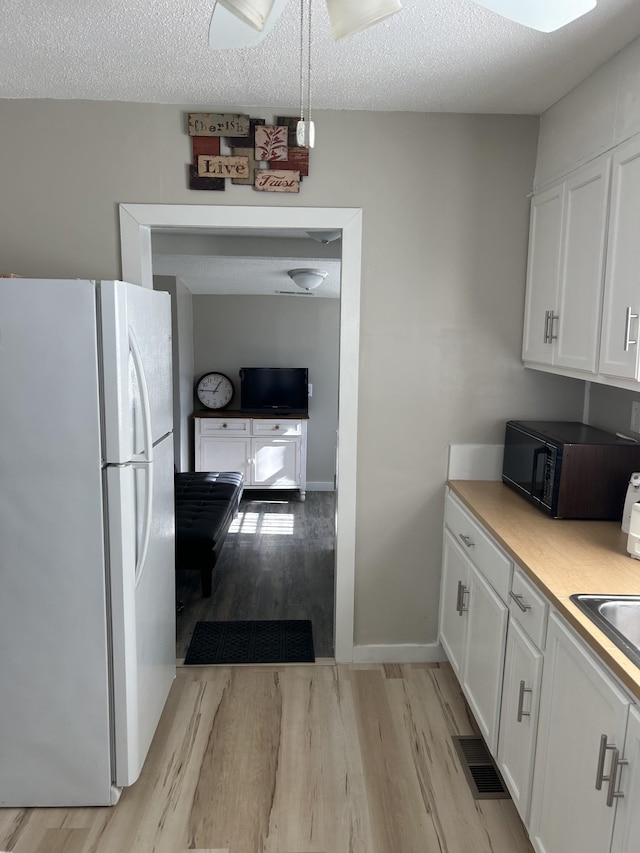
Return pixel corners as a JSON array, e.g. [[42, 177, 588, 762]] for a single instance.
[[502, 421, 640, 520]]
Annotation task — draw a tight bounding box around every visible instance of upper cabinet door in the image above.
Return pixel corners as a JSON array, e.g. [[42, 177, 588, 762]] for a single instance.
[[555, 156, 611, 373], [599, 136, 640, 380], [522, 185, 563, 366]]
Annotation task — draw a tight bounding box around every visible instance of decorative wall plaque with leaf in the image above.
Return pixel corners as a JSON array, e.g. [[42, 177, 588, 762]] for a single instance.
[[187, 112, 308, 193]]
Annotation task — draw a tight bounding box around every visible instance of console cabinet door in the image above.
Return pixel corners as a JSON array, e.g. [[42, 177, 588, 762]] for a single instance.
[[252, 437, 300, 487], [599, 135, 640, 380], [611, 704, 640, 853], [461, 562, 509, 756], [497, 618, 543, 828], [529, 613, 630, 853], [438, 529, 470, 680], [197, 436, 252, 481]]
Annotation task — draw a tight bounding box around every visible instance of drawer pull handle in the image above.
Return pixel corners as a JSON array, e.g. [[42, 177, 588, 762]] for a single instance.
[[509, 591, 532, 612], [459, 533, 474, 548], [274, 425, 280, 430], [456, 580, 468, 615], [222, 423, 227, 428], [516, 680, 532, 722], [606, 748, 628, 807]]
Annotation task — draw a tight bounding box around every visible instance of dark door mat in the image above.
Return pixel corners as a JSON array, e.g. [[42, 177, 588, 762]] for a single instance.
[[183, 620, 315, 665]]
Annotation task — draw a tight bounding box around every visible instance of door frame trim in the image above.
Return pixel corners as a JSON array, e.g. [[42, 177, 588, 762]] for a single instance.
[[119, 203, 362, 662]]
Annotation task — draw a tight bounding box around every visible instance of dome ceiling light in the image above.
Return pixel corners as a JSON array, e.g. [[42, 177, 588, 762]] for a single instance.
[[288, 268, 328, 290]]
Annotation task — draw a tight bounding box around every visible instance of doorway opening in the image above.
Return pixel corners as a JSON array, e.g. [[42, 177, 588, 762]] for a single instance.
[[119, 204, 362, 662]]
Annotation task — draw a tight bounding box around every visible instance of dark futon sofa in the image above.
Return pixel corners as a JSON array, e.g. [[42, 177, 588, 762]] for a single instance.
[[174, 471, 244, 597]]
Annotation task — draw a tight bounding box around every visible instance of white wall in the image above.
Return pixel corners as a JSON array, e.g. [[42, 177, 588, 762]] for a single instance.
[[0, 101, 585, 649], [192, 294, 340, 486]]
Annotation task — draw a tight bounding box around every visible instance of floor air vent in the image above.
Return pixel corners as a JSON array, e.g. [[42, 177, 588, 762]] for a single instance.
[[451, 736, 510, 799]]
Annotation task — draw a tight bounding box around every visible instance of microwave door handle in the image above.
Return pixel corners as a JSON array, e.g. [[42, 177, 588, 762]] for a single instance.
[[531, 446, 549, 502]]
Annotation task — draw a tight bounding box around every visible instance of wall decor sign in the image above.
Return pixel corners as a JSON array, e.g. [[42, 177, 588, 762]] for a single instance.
[[186, 112, 309, 193]]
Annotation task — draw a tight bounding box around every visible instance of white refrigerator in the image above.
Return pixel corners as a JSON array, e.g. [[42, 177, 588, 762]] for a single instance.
[[0, 278, 176, 806]]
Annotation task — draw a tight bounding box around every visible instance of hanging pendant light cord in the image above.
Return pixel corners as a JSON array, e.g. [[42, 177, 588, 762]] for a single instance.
[[299, 0, 312, 136]]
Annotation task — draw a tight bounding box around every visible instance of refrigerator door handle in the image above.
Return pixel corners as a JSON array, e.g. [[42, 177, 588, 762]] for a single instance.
[[131, 461, 154, 586], [129, 326, 153, 464]]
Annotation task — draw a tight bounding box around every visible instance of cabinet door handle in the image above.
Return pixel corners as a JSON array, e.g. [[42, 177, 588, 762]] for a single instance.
[[606, 748, 628, 807], [509, 591, 532, 612], [516, 680, 532, 722], [543, 310, 551, 344], [458, 533, 474, 548], [624, 307, 639, 352], [548, 312, 559, 342], [456, 580, 468, 615]]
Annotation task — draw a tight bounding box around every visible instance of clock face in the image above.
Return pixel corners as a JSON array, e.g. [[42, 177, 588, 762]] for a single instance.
[[196, 372, 234, 410]]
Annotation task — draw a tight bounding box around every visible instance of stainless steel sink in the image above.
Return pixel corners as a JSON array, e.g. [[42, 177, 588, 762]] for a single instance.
[[570, 595, 640, 669]]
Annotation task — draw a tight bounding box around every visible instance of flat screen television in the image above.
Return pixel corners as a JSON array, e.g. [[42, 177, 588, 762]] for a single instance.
[[239, 367, 309, 414]]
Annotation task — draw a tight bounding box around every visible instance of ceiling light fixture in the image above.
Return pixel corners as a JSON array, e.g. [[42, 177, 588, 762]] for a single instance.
[[288, 268, 328, 290], [306, 230, 341, 243], [473, 0, 597, 32], [325, 0, 403, 40], [209, 0, 403, 49]]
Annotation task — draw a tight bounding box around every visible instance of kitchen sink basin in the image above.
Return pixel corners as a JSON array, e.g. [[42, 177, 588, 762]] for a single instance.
[[570, 594, 640, 669]]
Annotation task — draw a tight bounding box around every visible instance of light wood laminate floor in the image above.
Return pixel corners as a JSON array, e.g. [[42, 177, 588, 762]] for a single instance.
[[176, 491, 336, 659], [0, 662, 533, 853]]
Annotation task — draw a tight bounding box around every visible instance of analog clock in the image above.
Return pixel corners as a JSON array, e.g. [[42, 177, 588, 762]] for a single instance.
[[196, 372, 234, 410]]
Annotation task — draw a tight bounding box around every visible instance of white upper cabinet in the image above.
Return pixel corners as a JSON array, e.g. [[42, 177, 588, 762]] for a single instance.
[[598, 135, 640, 380], [523, 155, 610, 374], [522, 185, 563, 366]]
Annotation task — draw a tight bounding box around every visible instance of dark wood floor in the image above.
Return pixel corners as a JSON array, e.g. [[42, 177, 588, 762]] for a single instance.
[[175, 490, 336, 659]]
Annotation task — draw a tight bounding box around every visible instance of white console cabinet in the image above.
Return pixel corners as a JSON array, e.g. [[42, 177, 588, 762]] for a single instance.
[[195, 415, 308, 499]]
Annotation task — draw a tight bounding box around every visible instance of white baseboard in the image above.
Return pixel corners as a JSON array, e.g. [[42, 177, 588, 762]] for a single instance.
[[352, 643, 447, 664], [306, 481, 335, 491]]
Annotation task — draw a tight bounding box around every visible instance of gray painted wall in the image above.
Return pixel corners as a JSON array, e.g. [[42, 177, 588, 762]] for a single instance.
[[192, 294, 340, 486], [0, 101, 585, 648]]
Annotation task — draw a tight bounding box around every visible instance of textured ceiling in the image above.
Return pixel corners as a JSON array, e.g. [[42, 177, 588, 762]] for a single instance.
[[3, 0, 640, 114]]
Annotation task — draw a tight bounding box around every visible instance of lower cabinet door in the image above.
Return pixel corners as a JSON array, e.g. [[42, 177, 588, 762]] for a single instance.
[[529, 613, 631, 853], [252, 437, 300, 487], [438, 529, 470, 679], [461, 562, 509, 756], [197, 436, 251, 480], [611, 704, 640, 853], [497, 618, 543, 828]]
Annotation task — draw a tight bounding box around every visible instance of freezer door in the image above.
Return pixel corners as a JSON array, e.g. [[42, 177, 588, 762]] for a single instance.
[[107, 433, 176, 786], [100, 281, 173, 463]]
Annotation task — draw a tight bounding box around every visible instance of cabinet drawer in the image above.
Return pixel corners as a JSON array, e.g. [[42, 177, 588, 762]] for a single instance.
[[509, 567, 549, 650], [252, 419, 302, 437], [445, 492, 512, 601], [197, 418, 250, 434]]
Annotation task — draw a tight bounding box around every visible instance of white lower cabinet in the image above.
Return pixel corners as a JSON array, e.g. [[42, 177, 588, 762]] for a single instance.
[[439, 529, 470, 680], [439, 492, 511, 755], [497, 618, 543, 828], [611, 705, 640, 853], [439, 489, 640, 852], [461, 562, 509, 755], [528, 612, 631, 853]]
